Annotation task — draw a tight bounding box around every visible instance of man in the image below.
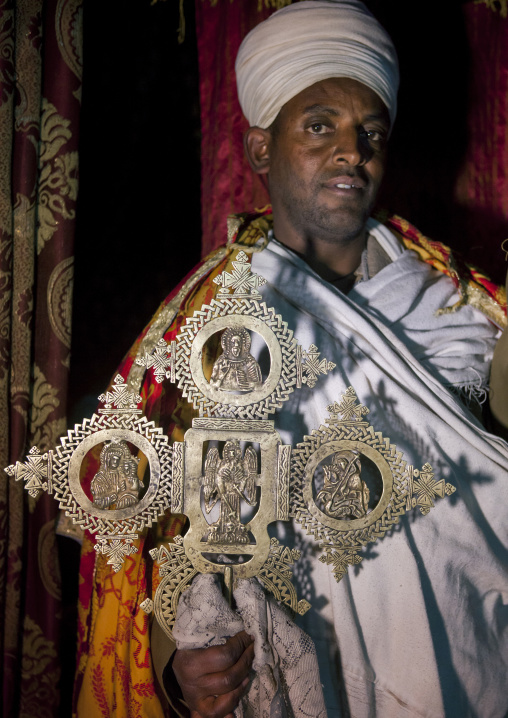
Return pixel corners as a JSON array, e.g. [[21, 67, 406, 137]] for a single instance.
[[75, 2, 508, 717]]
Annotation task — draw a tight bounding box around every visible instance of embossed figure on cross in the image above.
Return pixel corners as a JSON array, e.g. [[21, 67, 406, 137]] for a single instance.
[[115, 455, 143, 509], [91, 439, 142, 510], [209, 327, 262, 392], [202, 441, 258, 544], [317, 449, 370, 519]]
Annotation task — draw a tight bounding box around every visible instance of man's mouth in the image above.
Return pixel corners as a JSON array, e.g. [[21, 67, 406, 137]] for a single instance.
[[324, 176, 366, 191]]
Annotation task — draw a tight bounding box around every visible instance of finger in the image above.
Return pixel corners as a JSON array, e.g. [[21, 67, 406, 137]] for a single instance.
[[223, 631, 254, 662], [199, 631, 254, 676], [200, 675, 250, 718], [200, 640, 254, 697], [174, 638, 247, 688], [173, 632, 255, 710]]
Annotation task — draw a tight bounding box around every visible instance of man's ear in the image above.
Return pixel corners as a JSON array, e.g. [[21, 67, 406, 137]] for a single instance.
[[244, 127, 271, 175]]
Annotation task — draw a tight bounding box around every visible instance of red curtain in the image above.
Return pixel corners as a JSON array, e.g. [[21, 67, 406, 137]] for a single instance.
[[0, 0, 82, 715], [455, 3, 508, 280], [195, 0, 273, 257]]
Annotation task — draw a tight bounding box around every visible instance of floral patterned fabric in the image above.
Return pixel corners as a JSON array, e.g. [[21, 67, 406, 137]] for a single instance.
[[0, 0, 82, 715]]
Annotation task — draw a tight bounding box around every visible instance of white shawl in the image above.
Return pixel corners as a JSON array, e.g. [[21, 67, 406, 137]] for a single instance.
[[248, 229, 508, 717], [174, 227, 508, 718]]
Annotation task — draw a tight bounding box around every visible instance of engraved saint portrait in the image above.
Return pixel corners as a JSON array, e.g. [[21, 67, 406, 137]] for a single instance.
[[91, 439, 143, 510], [209, 327, 262, 392], [201, 441, 258, 544], [317, 449, 370, 519]]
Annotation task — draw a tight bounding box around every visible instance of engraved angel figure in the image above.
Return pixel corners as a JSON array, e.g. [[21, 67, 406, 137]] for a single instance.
[[202, 441, 258, 544], [317, 449, 370, 519], [209, 327, 262, 392]]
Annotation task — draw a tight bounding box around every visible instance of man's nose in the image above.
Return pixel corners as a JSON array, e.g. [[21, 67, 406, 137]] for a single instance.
[[332, 128, 369, 166]]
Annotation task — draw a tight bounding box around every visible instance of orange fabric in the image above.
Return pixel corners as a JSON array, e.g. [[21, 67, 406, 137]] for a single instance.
[[74, 208, 504, 717]]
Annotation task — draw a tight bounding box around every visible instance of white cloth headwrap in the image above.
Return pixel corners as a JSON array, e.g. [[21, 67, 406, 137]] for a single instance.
[[236, 0, 399, 129]]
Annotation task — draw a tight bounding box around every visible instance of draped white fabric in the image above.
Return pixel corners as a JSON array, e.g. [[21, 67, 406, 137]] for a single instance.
[[173, 227, 508, 717], [249, 232, 508, 717]]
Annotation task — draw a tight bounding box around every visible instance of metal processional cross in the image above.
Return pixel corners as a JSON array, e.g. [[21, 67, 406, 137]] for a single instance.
[[5, 249, 455, 638]]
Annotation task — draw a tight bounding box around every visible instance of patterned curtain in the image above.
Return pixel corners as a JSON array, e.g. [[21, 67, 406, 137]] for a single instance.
[[0, 0, 82, 716]]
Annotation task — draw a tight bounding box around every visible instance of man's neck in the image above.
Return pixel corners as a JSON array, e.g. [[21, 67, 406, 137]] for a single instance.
[[272, 217, 368, 283]]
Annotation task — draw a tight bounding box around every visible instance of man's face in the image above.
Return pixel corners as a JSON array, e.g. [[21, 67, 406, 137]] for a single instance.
[[266, 77, 390, 247]]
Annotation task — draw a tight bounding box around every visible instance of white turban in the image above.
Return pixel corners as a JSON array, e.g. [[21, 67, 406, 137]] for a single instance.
[[235, 0, 399, 129]]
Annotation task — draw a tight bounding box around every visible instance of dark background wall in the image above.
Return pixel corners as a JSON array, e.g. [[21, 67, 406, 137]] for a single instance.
[[69, 0, 202, 419]]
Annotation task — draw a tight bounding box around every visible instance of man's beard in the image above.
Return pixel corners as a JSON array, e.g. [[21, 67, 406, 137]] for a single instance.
[[281, 189, 372, 246], [299, 202, 371, 245], [276, 169, 374, 247]]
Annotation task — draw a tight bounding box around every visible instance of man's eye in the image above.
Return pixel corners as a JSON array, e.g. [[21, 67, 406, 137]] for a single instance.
[[361, 129, 386, 145], [308, 122, 329, 134]]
